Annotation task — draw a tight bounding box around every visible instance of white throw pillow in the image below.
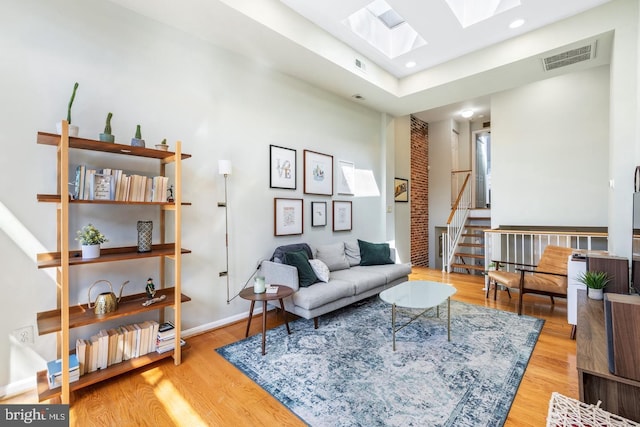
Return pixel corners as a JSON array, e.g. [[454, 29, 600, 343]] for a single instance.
[[309, 259, 330, 282]]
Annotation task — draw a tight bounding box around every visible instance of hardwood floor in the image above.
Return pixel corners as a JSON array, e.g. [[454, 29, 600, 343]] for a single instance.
[[3, 267, 578, 426]]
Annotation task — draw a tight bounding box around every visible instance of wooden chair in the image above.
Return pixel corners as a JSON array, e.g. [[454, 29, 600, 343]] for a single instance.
[[487, 245, 573, 315]]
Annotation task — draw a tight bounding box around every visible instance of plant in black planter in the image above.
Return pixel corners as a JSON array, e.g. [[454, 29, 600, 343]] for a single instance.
[[57, 82, 79, 136], [99, 112, 115, 143], [131, 124, 145, 147]]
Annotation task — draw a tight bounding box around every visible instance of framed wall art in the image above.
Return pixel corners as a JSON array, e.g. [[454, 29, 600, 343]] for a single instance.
[[274, 198, 303, 236], [337, 159, 355, 195], [270, 145, 296, 189], [90, 173, 115, 201], [304, 150, 333, 196], [311, 201, 327, 227], [333, 200, 352, 232], [394, 178, 409, 202]]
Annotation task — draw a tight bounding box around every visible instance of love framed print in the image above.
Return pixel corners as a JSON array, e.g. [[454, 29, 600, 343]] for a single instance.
[[270, 145, 296, 190], [304, 150, 333, 196], [274, 198, 303, 236]]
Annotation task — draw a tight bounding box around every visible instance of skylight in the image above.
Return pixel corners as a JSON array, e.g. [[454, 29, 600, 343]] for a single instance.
[[445, 0, 521, 28], [343, 0, 426, 59]]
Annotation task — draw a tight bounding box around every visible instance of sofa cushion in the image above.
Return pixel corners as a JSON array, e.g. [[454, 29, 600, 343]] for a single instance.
[[309, 259, 330, 283], [329, 268, 387, 294], [291, 279, 355, 310], [350, 264, 411, 284], [358, 240, 394, 266], [271, 243, 313, 264], [315, 242, 350, 271], [344, 239, 361, 266], [283, 250, 318, 287]]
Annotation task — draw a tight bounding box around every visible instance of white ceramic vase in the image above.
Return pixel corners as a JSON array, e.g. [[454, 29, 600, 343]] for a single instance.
[[81, 244, 100, 259], [588, 288, 604, 300]]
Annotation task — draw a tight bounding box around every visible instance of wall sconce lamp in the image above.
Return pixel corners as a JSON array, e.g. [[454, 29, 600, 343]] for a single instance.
[[218, 159, 232, 303]]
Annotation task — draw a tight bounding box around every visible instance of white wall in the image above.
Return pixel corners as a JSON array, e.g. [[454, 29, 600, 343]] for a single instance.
[[491, 66, 610, 227], [0, 0, 391, 390]]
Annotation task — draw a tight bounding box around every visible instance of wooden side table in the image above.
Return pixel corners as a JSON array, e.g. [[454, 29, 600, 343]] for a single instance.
[[239, 285, 294, 355]]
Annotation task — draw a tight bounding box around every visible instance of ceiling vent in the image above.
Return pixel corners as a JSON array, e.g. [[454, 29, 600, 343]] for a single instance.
[[542, 42, 596, 71]]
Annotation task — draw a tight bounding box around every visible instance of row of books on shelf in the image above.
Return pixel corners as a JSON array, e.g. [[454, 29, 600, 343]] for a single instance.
[[70, 321, 183, 382], [73, 165, 170, 202]]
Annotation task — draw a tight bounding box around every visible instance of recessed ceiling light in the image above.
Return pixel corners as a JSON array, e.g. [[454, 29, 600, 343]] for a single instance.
[[352, 94, 366, 101], [461, 109, 473, 118], [509, 19, 525, 29], [405, 61, 417, 68]]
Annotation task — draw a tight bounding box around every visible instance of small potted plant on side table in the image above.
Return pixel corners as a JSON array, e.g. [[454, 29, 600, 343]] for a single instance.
[[76, 223, 108, 259], [577, 271, 611, 300]]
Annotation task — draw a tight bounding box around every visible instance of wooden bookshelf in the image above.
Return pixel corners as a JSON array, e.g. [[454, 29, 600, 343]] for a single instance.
[[36, 123, 190, 403], [36, 288, 191, 335]]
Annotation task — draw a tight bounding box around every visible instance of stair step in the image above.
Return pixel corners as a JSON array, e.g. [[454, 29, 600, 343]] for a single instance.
[[468, 216, 491, 220], [459, 243, 483, 248], [465, 225, 488, 230], [451, 263, 485, 272], [461, 233, 483, 238], [455, 252, 484, 259]]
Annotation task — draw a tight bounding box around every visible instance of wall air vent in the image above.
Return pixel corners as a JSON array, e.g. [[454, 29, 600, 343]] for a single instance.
[[542, 42, 596, 71]]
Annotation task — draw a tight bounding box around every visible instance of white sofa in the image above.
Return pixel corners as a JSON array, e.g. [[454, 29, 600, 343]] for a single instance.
[[260, 240, 412, 328]]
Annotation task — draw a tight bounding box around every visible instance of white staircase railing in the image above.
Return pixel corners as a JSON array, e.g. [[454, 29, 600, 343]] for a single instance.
[[483, 227, 609, 275], [443, 173, 472, 272]]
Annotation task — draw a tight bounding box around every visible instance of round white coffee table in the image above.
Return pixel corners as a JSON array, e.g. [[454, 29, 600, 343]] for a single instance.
[[379, 280, 457, 351]]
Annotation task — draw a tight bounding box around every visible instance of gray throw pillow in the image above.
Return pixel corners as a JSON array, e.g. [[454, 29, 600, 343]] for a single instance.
[[344, 239, 361, 266], [315, 242, 350, 271]]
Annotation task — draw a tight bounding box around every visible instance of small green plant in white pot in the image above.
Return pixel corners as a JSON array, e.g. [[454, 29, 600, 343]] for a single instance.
[[76, 223, 108, 259], [577, 271, 611, 300], [155, 138, 169, 151]]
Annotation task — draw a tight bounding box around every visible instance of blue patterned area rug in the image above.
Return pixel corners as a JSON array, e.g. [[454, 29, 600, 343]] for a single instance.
[[216, 296, 544, 427]]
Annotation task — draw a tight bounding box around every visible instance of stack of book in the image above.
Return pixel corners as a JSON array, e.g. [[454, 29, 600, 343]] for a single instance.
[[73, 165, 170, 202], [75, 321, 160, 375], [156, 321, 185, 354], [46, 354, 80, 389]]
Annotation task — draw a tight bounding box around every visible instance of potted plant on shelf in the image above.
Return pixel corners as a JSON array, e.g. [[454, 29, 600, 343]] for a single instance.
[[131, 124, 145, 147], [156, 138, 169, 151], [99, 112, 115, 143], [577, 271, 611, 300], [56, 82, 80, 137], [76, 223, 108, 259]]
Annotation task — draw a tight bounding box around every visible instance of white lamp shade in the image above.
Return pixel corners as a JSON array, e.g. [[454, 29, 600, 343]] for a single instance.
[[218, 160, 232, 175]]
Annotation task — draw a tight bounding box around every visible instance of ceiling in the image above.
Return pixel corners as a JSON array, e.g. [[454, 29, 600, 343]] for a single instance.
[[107, 0, 614, 123]]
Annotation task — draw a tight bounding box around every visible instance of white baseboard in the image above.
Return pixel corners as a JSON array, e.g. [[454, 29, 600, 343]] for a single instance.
[[0, 376, 36, 399]]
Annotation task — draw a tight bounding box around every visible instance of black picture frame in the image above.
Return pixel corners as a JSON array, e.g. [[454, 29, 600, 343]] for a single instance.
[[394, 178, 409, 202], [311, 201, 327, 227], [270, 145, 297, 190]]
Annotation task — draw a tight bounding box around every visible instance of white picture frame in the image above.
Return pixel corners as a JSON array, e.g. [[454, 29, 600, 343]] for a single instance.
[[304, 150, 333, 196], [90, 173, 115, 201], [337, 159, 355, 195], [274, 198, 303, 236]]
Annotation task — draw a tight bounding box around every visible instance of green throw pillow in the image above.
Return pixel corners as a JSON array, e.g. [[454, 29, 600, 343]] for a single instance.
[[358, 239, 394, 266], [283, 250, 318, 287]]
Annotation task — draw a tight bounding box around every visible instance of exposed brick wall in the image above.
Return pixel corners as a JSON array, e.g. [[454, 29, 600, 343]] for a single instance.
[[410, 116, 429, 267]]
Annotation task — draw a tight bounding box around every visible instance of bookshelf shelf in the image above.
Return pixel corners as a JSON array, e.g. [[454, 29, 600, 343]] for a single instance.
[[36, 343, 190, 402], [36, 122, 190, 403], [36, 288, 192, 335], [36, 244, 191, 269]]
